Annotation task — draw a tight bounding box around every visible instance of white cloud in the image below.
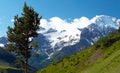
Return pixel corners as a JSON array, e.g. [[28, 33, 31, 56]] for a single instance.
[[40, 19, 49, 28], [10, 16, 91, 31], [72, 17, 91, 28], [49, 17, 70, 31], [40, 16, 91, 32], [11, 19, 14, 22]]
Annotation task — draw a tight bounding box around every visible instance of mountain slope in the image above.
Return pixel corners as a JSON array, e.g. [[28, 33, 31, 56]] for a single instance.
[[0, 15, 119, 69], [0, 47, 24, 73], [0, 47, 15, 65], [0, 66, 23, 73], [36, 15, 119, 58], [37, 30, 120, 73], [29, 15, 119, 69], [0, 47, 37, 73]]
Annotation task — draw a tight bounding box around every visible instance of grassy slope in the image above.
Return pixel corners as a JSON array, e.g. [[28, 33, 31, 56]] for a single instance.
[[37, 30, 120, 73], [0, 65, 23, 73]]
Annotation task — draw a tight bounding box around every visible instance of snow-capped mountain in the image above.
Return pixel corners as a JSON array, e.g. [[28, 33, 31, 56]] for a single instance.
[[0, 15, 119, 69], [35, 15, 119, 58]]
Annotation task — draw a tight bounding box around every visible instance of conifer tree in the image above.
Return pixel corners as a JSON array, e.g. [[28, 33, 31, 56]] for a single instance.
[[6, 3, 42, 73]]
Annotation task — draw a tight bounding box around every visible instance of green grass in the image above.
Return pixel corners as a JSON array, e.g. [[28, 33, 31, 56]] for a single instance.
[[83, 41, 120, 73], [37, 30, 120, 73]]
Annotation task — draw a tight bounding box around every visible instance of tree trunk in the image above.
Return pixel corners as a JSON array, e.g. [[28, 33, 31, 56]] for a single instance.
[[25, 58, 28, 73]]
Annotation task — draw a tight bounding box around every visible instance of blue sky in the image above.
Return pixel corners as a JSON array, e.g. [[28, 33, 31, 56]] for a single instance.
[[0, 0, 120, 36]]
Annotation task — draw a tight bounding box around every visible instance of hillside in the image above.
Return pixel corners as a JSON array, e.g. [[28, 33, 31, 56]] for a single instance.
[[0, 15, 119, 69], [0, 47, 23, 73], [0, 47, 37, 73], [37, 30, 120, 73], [0, 66, 23, 73]]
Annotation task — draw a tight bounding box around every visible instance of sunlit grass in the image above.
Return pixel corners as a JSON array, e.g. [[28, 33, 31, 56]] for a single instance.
[[37, 31, 120, 73]]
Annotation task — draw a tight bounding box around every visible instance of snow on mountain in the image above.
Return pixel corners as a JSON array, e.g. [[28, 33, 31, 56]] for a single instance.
[[37, 15, 119, 59], [38, 16, 92, 58], [0, 15, 119, 69], [0, 44, 4, 47], [91, 15, 118, 29]]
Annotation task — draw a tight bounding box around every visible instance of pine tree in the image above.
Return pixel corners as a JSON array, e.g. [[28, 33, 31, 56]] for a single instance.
[[6, 3, 42, 73]]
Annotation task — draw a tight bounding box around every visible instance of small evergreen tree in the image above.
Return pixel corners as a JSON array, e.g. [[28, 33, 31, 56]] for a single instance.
[[6, 3, 42, 73]]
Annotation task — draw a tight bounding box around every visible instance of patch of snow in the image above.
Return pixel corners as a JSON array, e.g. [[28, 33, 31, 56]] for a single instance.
[[0, 44, 4, 47], [47, 52, 54, 59]]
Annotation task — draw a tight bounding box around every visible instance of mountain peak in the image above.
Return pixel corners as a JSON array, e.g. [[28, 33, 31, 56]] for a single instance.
[[35, 15, 119, 60], [0, 15, 119, 69], [91, 15, 116, 23], [90, 15, 119, 29]]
